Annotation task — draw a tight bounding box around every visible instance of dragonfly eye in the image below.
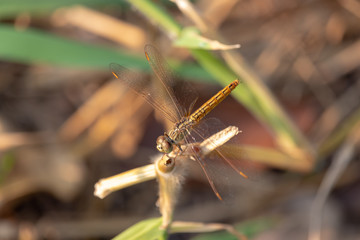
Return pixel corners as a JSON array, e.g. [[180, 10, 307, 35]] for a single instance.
[[156, 135, 173, 153], [157, 155, 175, 173]]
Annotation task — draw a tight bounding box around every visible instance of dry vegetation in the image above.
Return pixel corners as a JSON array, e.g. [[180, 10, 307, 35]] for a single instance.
[[0, 0, 360, 239]]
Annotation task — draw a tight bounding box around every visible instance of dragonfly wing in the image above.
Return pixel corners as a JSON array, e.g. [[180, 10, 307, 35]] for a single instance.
[[184, 118, 250, 200], [185, 117, 226, 143], [110, 63, 179, 123], [189, 147, 237, 200], [144, 44, 198, 117]]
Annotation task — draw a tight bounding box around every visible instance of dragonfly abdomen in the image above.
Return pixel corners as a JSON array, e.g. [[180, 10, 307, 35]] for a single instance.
[[190, 80, 239, 123]]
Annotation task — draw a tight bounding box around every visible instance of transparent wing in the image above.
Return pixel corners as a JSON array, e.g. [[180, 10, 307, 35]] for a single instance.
[[144, 44, 198, 117], [110, 63, 179, 123], [110, 44, 198, 124], [184, 118, 250, 200], [194, 146, 253, 201]]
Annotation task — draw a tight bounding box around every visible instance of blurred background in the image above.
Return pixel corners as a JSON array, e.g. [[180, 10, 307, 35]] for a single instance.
[[0, 0, 360, 239]]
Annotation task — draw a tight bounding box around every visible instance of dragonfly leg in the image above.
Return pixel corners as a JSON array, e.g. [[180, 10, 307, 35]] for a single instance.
[[176, 143, 183, 152]]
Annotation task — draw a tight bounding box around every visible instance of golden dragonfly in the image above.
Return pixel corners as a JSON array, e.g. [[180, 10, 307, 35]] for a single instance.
[[110, 44, 248, 200]]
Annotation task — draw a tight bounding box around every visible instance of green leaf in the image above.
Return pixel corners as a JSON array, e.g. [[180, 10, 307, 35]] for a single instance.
[[0, 24, 213, 81], [0, 0, 118, 19], [0, 152, 15, 184], [191, 217, 275, 240], [113, 217, 167, 240], [0, 24, 147, 69], [174, 27, 240, 50]]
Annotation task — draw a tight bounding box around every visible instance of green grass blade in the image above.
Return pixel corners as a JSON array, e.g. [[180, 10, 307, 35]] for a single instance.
[[129, 0, 181, 37], [0, 0, 117, 18], [190, 218, 275, 240], [0, 24, 212, 80], [112, 217, 167, 240], [0, 152, 15, 184], [0, 24, 146, 69]]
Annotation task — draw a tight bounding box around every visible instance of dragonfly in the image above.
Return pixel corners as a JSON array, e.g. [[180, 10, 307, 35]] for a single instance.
[[110, 44, 248, 200]]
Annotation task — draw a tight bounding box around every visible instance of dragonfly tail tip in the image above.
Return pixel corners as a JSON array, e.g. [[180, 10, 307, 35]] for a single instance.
[[240, 172, 249, 179]]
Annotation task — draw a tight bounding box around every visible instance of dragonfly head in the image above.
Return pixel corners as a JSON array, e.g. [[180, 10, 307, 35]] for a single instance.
[[156, 135, 173, 154]]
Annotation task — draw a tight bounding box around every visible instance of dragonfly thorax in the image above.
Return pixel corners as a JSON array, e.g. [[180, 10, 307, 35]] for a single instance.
[[156, 117, 195, 154]]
